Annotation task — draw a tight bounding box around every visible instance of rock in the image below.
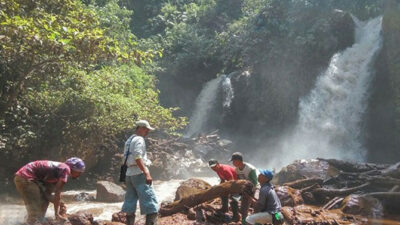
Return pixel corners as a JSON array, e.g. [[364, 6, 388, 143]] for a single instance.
[[273, 159, 339, 185], [74, 192, 96, 202], [92, 221, 125, 225], [341, 194, 384, 218], [96, 181, 125, 202], [275, 186, 304, 207], [111, 212, 126, 224], [175, 178, 212, 201], [67, 213, 93, 225]]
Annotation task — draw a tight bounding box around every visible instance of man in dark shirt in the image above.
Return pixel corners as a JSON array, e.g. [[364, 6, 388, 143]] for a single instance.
[[246, 169, 282, 225]]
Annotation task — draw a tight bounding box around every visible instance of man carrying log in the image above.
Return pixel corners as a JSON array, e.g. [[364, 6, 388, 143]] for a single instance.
[[246, 169, 283, 225], [208, 159, 240, 221], [121, 120, 158, 225], [230, 152, 259, 225]]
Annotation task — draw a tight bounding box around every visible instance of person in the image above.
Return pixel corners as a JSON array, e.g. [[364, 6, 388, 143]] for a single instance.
[[230, 152, 259, 225], [246, 169, 282, 225], [121, 120, 158, 225], [208, 159, 240, 221], [14, 157, 85, 224]]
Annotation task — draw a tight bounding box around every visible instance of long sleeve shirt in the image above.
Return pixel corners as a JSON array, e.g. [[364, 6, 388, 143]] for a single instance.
[[254, 182, 282, 214]]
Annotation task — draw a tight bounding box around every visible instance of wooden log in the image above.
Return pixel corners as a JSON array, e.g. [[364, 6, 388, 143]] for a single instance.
[[317, 158, 389, 172], [389, 185, 400, 192], [363, 192, 400, 201], [300, 183, 320, 193], [283, 177, 324, 189], [322, 197, 344, 210], [159, 180, 253, 217], [311, 182, 370, 198]]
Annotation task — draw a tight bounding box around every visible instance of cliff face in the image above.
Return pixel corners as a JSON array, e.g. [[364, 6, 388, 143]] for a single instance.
[[367, 0, 400, 163]]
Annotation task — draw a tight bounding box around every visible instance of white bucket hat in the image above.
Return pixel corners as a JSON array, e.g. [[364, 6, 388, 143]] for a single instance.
[[136, 120, 155, 131]]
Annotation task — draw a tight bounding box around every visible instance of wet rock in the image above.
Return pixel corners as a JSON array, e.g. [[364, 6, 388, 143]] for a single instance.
[[96, 181, 125, 202], [274, 159, 339, 185], [281, 205, 358, 224], [111, 212, 126, 224], [341, 194, 384, 218], [175, 178, 212, 201], [92, 221, 125, 225], [275, 186, 304, 207], [74, 192, 96, 202], [67, 213, 93, 225]]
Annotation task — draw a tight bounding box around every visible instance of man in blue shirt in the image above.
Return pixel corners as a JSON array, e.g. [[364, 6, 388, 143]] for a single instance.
[[246, 169, 282, 225], [121, 120, 158, 225]]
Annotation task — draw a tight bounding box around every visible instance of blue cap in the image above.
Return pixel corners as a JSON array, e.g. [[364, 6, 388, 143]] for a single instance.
[[259, 169, 273, 180]]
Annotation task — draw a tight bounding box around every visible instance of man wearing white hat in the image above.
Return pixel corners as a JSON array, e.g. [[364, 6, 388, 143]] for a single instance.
[[121, 120, 158, 225]]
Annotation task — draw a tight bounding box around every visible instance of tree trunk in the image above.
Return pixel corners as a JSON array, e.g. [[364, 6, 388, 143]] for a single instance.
[[159, 180, 252, 217]]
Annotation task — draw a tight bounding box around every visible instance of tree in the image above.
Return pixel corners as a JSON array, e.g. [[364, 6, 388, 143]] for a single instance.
[[0, 0, 149, 114]]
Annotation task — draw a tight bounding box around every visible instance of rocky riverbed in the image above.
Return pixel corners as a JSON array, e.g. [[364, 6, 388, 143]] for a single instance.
[[3, 158, 400, 225]]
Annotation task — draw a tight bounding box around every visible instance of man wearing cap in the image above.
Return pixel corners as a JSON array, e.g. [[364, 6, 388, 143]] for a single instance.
[[230, 152, 259, 225], [246, 169, 282, 225], [208, 159, 239, 221], [121, 120, 158, 225], [14, 157, 85, 224]]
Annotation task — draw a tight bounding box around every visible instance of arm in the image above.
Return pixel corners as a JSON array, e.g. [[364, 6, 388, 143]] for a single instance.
[[253, 189, 267, 213], [248, 169, 258, 186], [53, 180, 67, 220], [136, 158, 152, 185]]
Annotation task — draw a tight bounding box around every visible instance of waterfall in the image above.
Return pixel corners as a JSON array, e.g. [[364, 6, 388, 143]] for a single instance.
[[271, 16, 383, 168], [184, 76, 224, 137], [222, 75, 234, 109], [184, 74, 235, 138]]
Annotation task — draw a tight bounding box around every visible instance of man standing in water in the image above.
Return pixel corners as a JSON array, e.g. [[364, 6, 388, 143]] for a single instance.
[[14, 157, 85, 224], [230, 152, 259, 225], [122, 120, 158, 225], [208, 159, 240, 221]]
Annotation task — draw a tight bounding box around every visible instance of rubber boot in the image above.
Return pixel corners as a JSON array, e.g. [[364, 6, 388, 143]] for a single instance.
[[145, 213, 158, 225], [231, 200, 240, 222], [126, 214, 135, 225]]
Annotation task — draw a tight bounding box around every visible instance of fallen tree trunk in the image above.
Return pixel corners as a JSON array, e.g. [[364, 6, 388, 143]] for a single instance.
[[311, 182, 370, 198], [283, 177, 323, 189], [159, 180, 252, 217], [318, 158, 389, 172]]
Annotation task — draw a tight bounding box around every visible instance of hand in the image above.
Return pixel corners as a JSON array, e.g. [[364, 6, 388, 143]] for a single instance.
[[145, 173, 153, 185], [55, 213, 68, 221]]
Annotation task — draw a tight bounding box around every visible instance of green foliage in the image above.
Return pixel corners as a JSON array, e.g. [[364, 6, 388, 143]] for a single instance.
[[0, 0, 186, 166]]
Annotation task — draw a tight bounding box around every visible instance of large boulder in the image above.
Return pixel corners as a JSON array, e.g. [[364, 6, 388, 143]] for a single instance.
[[273, 159, 338, 185], [175, 178, 212, 201], [96, 181, 125, 202]]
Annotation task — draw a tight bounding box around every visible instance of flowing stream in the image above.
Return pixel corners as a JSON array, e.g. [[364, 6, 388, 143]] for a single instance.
[[0, 177, 218, 224]]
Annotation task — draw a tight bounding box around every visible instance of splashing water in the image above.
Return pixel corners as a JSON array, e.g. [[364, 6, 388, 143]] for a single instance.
[[222, 75, 234, 109], [269, 16, 383, 169], [184, 76, 224, 137]]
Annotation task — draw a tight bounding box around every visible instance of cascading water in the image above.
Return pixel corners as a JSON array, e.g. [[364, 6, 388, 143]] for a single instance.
[[185, 74, 235, 138], [270, 16, 383, 168], [184, 76, 224, 138], [222, 75, 234, 109]]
